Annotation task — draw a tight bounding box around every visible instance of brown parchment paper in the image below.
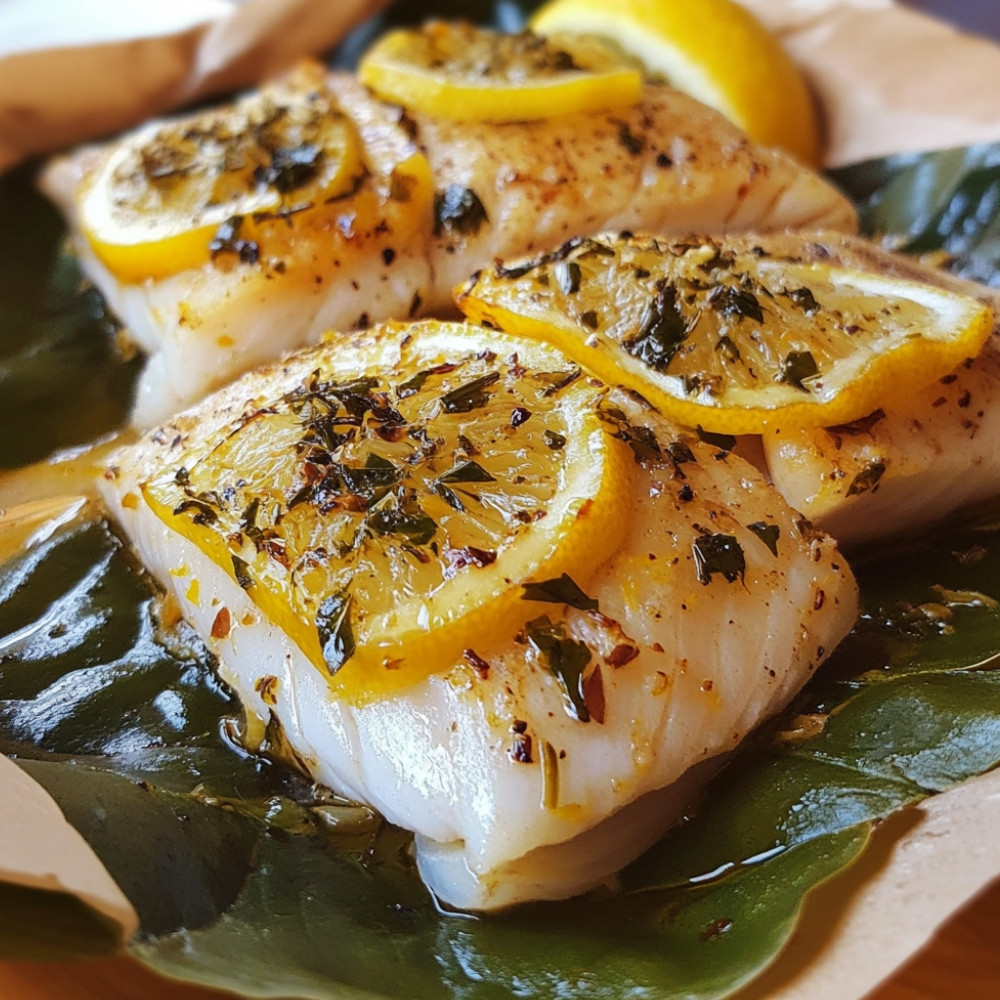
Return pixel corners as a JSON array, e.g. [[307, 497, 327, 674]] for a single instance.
[[0, 753, 138, 947], [0, 0, 390, 173], [743, 0, 1000, 166]]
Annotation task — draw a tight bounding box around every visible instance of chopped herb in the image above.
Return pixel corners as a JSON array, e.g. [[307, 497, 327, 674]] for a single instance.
[[826, 409, 887, 438], [579, 309, 599, 330], [533, 368, 580, 395], [433, 184, 489, 237], [521, 573, 599, 610], [696, 426, 736, 452], [783, 286, 820, 314], [209, 216, 260, 265], [174, 467, 190, 486], [337, 458, 400, 499], [748, 521, 781, 556], [692, 533, 746, 585], [231, 555, 255, 590], [715, 335, 742, 362], [316, 593, 355, 676], [433, 483, 464, 511], [525, 616, 593, 722], [778, 351, 819, 391], [666, 441, 696, 465], [543, 429, 567, 450], [437, 460, 496, 484], [172, 497, 219, 526], [617, 121, 645, 155], [510, 406, 531, 427], [623, 284, 689, 370], [368, 502, 437, 546], [440, 372, 500, 413], [708, 284, 764, 324], [241, 497, 266, 550], [846, 460, 886, 497], [397, 362, 457, 398], [255, 143, 323, 194], [540, 740, 559, 809], [598, 407, 663, 464]]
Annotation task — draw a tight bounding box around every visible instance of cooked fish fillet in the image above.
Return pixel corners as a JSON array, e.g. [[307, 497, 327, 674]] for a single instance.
[[42, 62, 856, 427], [731, 233, 1000, 546], [98, 320, 857, 911]]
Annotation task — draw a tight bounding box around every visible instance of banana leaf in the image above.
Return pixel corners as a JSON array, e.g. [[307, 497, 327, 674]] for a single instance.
[[3, 9, 1000, 995]]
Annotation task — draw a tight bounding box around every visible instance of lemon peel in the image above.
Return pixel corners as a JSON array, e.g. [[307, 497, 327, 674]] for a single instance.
[[531, 0, 821, 164], [142, 321, 632, 702], [455, 235, 994, 436], [358, 21, 641, 123]]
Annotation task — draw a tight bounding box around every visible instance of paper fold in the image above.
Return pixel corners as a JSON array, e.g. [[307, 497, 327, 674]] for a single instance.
[[0, 754, 138, 948]]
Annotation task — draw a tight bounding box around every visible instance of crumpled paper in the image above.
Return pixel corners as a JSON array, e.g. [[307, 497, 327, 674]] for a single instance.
[[743, 0, 1000, 166], [0, 0, 389, 174]]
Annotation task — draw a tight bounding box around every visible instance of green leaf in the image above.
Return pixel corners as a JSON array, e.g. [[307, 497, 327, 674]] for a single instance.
[[0, 165, 139, 468], [831, 142, 1000, 286]]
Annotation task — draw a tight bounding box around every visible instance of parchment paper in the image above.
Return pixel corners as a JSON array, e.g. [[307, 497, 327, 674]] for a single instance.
[[0, 0, 390, 174], [0, 753, 138, 949], [744, 0, 1000, 166]]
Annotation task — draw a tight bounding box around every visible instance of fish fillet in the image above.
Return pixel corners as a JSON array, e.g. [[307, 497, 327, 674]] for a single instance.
[[741, 233, 1000, 546], [42, 61, 856, 427], [98, 320, 857, 910]]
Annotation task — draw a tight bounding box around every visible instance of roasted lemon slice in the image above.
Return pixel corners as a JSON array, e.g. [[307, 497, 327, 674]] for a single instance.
[[79, 65, 367, 282], [532, 0, 821, 164], [142, 321, 632, 700], [456, 235, 993, 435], [357, 20, 641, 123]]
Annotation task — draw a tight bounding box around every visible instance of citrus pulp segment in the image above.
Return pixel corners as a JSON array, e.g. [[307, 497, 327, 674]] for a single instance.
[[142, 321, 633, 701], [531, 0, 821, 164], [455, 235, 993, 435], [79, 65, 367, 282], [358, 21, 642, 123]]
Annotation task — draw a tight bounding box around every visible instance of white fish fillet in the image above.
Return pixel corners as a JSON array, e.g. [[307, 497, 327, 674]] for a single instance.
[[98, 321, 857, 911], [732, 233, 1000, 546], [42, 64, 856, 427]]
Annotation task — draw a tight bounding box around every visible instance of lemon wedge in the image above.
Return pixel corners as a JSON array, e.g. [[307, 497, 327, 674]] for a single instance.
[[455, 235, 993, 436], [531, 0, 821, 164], [79, 65, 367, 283], [357, 20, 641, 123], [142, 321, 632, 701]]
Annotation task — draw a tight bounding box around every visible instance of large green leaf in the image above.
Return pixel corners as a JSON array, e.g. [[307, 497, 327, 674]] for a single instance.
[[832, 143, 1000, 287], [0, 166, 139, 468]]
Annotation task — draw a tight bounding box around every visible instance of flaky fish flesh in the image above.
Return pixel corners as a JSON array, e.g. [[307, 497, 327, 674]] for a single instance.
[[43, 60, 855, 427], [99, 320, 857, 910]]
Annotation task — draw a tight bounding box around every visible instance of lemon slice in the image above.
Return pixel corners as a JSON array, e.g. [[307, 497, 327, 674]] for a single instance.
[[79, 66, 366, 282], [357, 21, 641, 123], [456, 235, 994, 435], [531, 0, 821, 164], [142, 321, 632, 701]]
